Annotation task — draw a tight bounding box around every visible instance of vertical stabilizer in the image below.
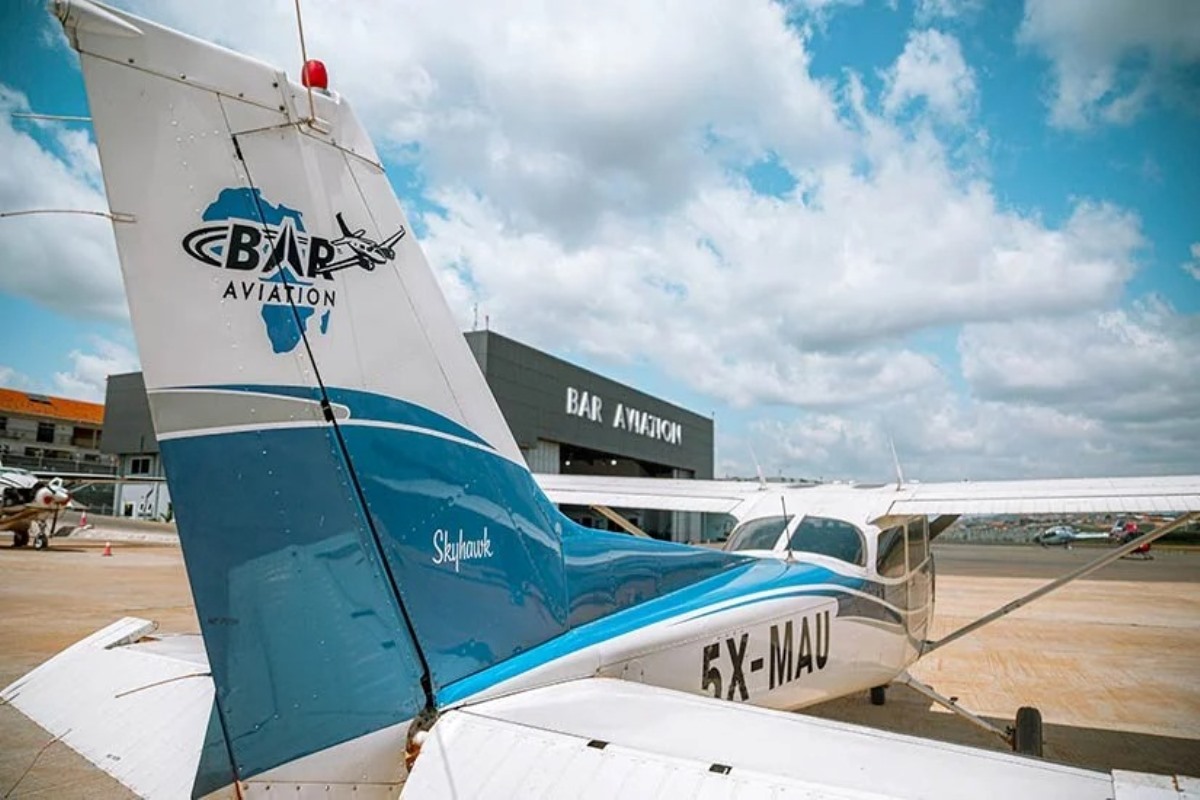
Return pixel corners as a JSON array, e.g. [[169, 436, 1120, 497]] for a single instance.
[[60, 0, 571, 783]]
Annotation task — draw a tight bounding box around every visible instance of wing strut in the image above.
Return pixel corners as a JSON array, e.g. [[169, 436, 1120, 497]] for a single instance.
[[924, 512, 1198, 655], [590, 505, 651, 538]]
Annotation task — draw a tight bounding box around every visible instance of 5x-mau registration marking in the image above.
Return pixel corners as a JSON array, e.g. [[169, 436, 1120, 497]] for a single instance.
[[701, 610, 831, 701]]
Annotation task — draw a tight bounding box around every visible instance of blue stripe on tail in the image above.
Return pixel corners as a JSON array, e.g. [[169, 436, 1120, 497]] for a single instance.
[[164, 386, 747, 777], [161, 426, 427, 778]]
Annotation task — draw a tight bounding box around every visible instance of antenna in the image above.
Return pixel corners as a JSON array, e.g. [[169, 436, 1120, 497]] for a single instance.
[[888, 434, 905, 490], [293, 0, 317, 125], [749, 443, 767, 488], [0, 209, 135, 223], [781, 492, 794, 563]]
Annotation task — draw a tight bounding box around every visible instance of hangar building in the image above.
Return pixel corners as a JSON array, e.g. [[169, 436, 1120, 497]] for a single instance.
[[102, 331, 718, 541]]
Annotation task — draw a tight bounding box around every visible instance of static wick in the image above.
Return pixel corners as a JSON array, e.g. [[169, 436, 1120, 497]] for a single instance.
[[11, 112, 91, 123]]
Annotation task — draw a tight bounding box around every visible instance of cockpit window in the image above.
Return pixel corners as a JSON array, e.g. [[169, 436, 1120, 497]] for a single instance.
[[726, 515, 792, 552], [876, 526, 906, 577], [787, 516, 866, 566], [907, 516, 928, 567]]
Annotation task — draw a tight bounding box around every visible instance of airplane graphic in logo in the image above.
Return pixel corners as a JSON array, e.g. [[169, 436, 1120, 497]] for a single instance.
[[320, 212, 407, 274]]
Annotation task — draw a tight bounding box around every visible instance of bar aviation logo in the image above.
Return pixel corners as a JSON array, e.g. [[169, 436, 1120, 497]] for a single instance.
[[181, 187, 405, 354]]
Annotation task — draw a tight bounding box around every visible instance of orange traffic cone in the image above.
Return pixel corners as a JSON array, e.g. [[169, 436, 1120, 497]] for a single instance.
[[79, 510, 88, 529], [102, 541, 112, 557]]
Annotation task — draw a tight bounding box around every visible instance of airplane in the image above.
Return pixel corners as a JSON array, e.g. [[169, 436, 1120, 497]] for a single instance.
[[318, 211, 407, 274], [5, 3, 1200, 797], [0, 463, 71, 548], [1031, 524, 1111, 548], [1, 460, 164, 549]]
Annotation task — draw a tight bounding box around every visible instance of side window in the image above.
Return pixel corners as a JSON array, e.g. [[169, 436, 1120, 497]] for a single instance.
[[907, 517, 928, 567], [726, 516, 792, 552], [876, 526, 906, 578], [788, 516, 866, 566]]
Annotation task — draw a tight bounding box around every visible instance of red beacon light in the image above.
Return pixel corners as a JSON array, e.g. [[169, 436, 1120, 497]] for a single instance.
[[301, 59, 328, 91]]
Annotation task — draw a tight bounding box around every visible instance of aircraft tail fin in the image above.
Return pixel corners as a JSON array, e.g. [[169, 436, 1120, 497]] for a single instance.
[[61, 0, 573, 785]]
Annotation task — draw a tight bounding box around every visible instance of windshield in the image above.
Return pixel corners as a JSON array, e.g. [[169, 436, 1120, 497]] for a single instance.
[[726, 515, 792, 552], [787, 516, 866, 566]]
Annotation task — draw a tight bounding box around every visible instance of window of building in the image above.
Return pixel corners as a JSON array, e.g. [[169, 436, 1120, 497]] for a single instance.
[[129, 456, 151, 475], [788, 516, 866, 566], [726, 515, 792, 552], [36, 422, 55, 444], [0, 416, 7, 433], [876, 526, 907, 577], [72, 426, 98, 448]]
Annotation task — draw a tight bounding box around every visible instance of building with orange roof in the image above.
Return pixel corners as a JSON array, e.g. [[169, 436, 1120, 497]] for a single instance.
[[0, 387, 116, 475]]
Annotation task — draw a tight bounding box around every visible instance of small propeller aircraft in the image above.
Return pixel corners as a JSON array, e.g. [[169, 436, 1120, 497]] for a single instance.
[[1, 460, 163, 550], [0, 463, 72, 548], [5, 4, 1199, 798]]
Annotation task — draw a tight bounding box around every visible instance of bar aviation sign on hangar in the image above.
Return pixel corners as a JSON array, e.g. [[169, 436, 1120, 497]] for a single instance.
[[566, 385, 685, 446]]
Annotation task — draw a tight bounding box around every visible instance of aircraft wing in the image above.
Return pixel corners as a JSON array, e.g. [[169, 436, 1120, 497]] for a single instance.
[[883, 475, 1200, 517], [408, 677, 1190, 799], [31, 471, 167, 483], [0, 617, 215, 800], [534, 473, 769, 515], [534, 473, 1200, 522]]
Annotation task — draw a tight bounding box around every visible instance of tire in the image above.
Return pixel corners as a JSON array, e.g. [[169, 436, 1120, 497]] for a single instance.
[[11, 529, 30, 548], [870, 685, 887, 706], [1013, 706, 1043, 757], [33, 533, 49, 551]]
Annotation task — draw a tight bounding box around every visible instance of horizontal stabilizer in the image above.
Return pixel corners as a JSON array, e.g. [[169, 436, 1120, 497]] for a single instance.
[[409, 678, 1193, 799], [1, 618, 215, 799]]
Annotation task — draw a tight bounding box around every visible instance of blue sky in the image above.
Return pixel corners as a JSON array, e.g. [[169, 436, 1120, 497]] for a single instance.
[[1, 0, 1197, 480]]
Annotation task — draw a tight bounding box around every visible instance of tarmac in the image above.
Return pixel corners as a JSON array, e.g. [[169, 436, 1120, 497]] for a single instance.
[[1, 537, 1197, 798]]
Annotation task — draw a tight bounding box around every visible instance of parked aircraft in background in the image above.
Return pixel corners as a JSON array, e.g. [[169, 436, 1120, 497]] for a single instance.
[[1031, 525, 1112, 547], [1, 460, 165, 549], [5, 3, 1200, 798], [0, 463, 71, 548]]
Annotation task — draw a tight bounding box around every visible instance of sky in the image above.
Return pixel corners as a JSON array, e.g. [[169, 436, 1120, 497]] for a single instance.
[[0, 0, 1197, 482]]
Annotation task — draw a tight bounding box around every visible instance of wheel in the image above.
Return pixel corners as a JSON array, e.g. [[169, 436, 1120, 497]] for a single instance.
[[11, 529, 30, 548], [1013, 706, 1043, 757], [870, 685, 887, 706], [33, 533, 49, 550]]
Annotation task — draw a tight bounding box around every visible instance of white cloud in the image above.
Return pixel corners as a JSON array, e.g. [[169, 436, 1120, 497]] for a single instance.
[[1, 338, 138, 402], [915, 0, 983, 22], [954, 301, 1200, 475], [15, 1, 1190, 479], [1019, 0, 1200, 129], [129, 0, 850, 242], [0, 365, 36, 392], [0, 86, 125, 321], [52, 338, 140, 402], [883, 29, 977, 124], [1183, 243, 1200, 280], [961, 300, 1200, 418]]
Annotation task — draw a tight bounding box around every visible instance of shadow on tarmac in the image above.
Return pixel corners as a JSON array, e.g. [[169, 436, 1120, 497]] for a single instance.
[[807, 684, 1200, 777]]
